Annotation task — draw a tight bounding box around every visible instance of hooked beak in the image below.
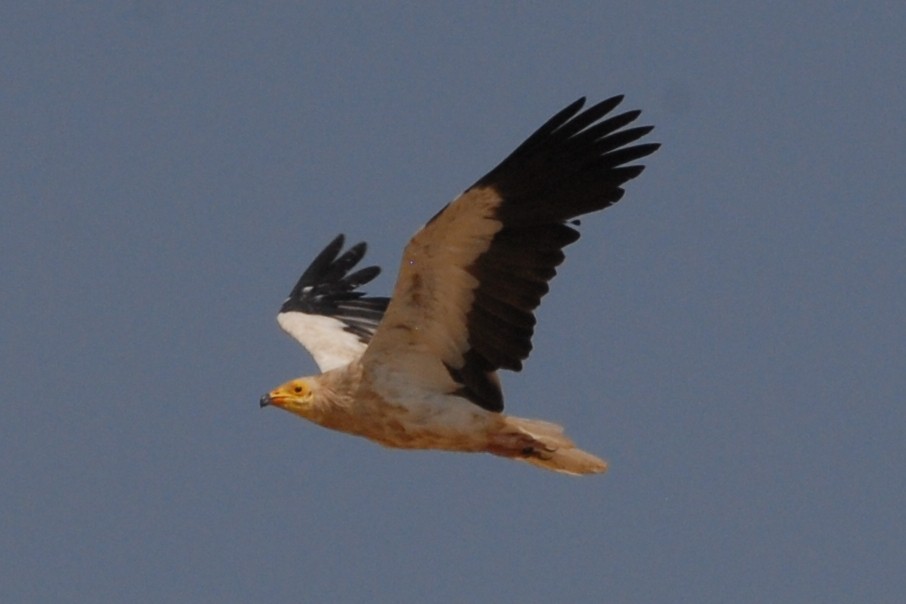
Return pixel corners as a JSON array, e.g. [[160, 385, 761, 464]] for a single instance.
[[260, 391, 289, 408]]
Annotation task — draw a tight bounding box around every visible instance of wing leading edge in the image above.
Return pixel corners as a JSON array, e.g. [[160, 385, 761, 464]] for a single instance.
[[364, 96, 659, 412]]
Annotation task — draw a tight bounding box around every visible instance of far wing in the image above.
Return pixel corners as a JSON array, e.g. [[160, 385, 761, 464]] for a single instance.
[[362, 96, 659, 411], [278, 234, 390, 372]]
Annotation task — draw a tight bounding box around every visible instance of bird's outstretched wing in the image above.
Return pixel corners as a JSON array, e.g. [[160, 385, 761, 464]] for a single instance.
[[362, 96, 659, 412], [278, 234, 390, 372]]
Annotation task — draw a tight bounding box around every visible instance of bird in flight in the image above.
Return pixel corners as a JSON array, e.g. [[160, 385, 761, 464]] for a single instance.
[[260, 96, 659, 475]]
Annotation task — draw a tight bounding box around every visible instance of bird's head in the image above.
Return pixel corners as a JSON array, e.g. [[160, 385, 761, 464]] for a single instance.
[[259, 378, 317, 419]]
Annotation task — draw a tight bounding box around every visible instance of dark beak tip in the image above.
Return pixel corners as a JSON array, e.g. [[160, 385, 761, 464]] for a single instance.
[[259, 394, 271, 408]]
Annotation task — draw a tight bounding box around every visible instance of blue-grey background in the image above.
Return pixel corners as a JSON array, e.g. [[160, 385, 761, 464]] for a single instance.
[[2, 4, 903, 603]]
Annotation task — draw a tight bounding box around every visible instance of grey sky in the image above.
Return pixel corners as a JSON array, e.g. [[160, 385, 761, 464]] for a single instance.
[[2, 3, 904, 603]]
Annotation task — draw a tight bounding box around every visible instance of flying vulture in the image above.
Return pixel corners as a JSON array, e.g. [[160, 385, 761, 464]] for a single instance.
[[260, 96, 659, 475]]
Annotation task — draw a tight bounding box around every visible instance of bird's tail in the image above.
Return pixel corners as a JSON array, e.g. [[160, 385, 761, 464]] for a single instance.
[[496, 416, 608, 476]]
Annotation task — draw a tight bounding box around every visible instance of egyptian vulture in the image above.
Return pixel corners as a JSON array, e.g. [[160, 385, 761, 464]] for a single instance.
[[260, 96, 659, 475]]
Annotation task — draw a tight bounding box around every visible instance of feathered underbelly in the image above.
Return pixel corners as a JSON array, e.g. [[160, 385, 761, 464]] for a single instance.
[[321, 392, 500, 452]]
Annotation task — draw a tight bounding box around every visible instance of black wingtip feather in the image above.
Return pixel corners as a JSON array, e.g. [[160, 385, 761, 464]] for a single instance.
[[290, 233, 346, 300], [281, 235, 390, 343], [507, 97, 587, 157], [450, 95, 658, 406]]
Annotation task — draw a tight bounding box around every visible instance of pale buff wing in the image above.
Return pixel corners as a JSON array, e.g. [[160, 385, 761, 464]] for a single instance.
[[362, 96, 659, 411], [278, 234, 389, 372]]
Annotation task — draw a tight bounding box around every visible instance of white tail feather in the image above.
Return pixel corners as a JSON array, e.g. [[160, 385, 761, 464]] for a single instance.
[[499, 416, 608, 476]]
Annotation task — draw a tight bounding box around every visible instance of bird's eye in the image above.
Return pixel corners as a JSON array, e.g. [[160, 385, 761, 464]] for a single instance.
[[293, 384, 304, 394]]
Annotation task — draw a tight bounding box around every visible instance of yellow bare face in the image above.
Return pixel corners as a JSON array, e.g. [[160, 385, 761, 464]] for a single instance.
[[260, 378, 315, 418]]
